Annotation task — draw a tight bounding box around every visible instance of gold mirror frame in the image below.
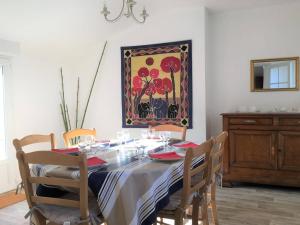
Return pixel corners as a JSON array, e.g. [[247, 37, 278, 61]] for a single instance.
[[250, 57, 299, 92]]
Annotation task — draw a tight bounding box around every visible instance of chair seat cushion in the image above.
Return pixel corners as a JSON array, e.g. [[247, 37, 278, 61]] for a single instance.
[[34, 194, 103, 225], [163, 189, 195, 211]]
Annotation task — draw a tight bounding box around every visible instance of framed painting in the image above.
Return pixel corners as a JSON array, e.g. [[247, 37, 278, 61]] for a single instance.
[[121, 40, 193, 128]]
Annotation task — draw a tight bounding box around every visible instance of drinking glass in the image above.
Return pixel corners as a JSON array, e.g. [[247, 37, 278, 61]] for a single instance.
[[123, 130, 130, 144], [148, 128, 155, 139], [134, 139, 146, 160], [78, 137, 87, 152], [141, 129, 149, 139], [117, 131, 124, 145], [85, 135, 95, 146]]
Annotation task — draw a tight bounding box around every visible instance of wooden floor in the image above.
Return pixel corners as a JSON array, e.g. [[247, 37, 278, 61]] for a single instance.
[[0, 184, 299, 225], [216, 184, 300, 225], [0, 191, 26, 209]]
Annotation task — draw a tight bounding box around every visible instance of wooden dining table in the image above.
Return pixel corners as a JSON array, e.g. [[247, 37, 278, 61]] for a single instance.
[[32, 138, 204, 225]]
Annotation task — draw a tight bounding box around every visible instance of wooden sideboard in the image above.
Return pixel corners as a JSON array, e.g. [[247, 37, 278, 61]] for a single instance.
[[222, 113, 300, 187]]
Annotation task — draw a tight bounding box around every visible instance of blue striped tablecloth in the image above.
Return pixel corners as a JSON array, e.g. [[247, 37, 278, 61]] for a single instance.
[[34, 139, 204, 225]]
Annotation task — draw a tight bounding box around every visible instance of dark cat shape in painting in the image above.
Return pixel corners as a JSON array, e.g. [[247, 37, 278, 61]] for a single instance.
[[168, 104, 179, 119], [138, 102, 150, 118]]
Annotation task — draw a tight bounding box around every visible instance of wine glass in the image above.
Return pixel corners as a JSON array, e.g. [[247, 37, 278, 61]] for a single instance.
[[159, 132, 167, 151], [165, 131, 171, 151], [123, 130, 130, 145]]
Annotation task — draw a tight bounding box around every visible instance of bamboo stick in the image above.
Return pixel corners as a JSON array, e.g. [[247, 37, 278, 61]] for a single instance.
[[80, 41, 107, 128], [75, 77, 80, 129]]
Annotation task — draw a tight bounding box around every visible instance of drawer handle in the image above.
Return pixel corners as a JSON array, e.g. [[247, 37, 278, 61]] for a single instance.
[[243, 120, 256, 124]]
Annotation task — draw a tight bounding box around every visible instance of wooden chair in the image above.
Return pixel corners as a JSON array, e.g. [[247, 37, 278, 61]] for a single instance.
[[149, 124, 187, 140], [13, 133, 56, 194], [208, 131, 228, 225], [63, 128, 96, 147], [16, 150, 104, 225], [13, 133, 56, 151], [156, 139, 213, 225]]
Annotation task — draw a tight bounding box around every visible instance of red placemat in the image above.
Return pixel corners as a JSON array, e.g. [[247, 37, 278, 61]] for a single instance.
[[51, 148, 79, 154], [87, 157, 107, 167], [173, 142, 199, 149], [149, 151, 183, 160]]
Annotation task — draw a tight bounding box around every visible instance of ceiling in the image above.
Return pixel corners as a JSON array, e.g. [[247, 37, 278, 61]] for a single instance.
[[0, 0, 299, 59], [199, 0, 299, 12]]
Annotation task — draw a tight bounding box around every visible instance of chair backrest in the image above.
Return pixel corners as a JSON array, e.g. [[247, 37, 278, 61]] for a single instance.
[[149, 124, 187, 140], [63, 128, 96, 147], [16, 150, 89, 220], [181, 139, 213, 208], [13, 133, 56, 151], [212, 131, 228, 176]]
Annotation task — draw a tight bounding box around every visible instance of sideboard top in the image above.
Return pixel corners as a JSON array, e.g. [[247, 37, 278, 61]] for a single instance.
[[221, 112, 300, 116]]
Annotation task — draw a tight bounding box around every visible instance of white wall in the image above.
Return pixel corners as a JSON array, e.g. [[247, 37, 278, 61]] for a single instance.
[[72, 6, 207, 143], [0, 5, 207, 192], [11, 5, 207, 144], [206, 2, 300, 137]]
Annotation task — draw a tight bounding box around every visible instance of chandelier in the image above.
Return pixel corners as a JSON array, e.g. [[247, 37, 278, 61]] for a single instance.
[[101, 0, 149, 24]]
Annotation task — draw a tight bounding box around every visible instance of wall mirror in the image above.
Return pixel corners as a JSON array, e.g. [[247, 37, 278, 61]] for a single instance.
[[251, 57, 299, 92]]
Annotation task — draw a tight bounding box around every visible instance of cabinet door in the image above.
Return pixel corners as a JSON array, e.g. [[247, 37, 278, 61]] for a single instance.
[[278, 131, 300, 171], [229, 130, 276, 169]]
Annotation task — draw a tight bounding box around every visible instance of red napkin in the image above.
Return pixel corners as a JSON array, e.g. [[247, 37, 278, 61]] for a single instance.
[[173, 142, 199, 149], [51, 148, 79, 154], [149, 151, 183, 160], [87, 157, 107, 167]]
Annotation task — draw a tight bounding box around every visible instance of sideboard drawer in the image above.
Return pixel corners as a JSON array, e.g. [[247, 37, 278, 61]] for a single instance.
[[229, 117, 273, 125], [278, 118, 300, 126]]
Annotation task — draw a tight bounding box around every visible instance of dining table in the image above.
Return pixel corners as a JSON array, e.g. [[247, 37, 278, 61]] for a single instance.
[[31, 137, 204, 225]]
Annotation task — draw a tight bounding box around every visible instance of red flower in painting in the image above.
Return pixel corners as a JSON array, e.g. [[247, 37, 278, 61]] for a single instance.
[[150, 68, 159, 79], [160, 57, 181, 73], [163, 78, 172, 92], [146, 57, 154, 66], [132, 87, 142, 96], [156, 87, 165, 95], [160, 56, 180, 105], [145, 83, 156, 96], [155, 78, 173, 95], [153, 78, 163, 89], [138, 67, 150, 77], [133, 75, 143, 88]]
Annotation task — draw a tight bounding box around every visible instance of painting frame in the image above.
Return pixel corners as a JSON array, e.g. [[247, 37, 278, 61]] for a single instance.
[[121, 40, 193, 128]]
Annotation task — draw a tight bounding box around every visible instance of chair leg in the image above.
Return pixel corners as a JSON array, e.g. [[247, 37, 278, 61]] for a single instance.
[[15, 182, 23, 194], [32, 211, 46, 225], [200, 192, 209, 225], [175, 210, 184, 225], [211, 182, 219, 225], [192, 196, 200, 225]]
